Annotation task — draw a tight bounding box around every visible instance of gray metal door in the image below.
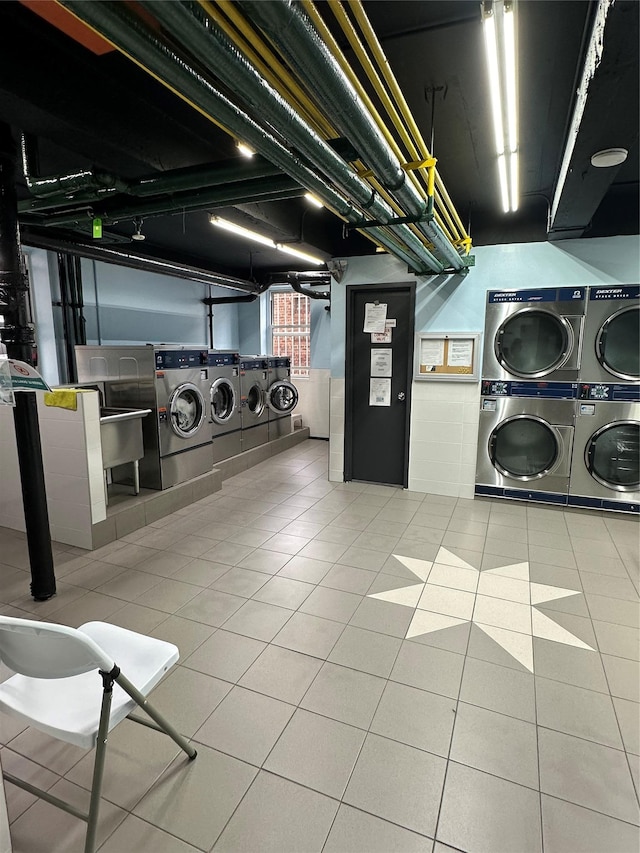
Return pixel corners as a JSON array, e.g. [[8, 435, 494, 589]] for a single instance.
[[345, 283, 415, 486]]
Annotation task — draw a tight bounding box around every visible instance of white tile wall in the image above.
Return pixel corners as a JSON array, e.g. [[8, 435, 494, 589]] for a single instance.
[[329, 378, 345, 482], [0, 390, 106, 549], [293, 369, 331, 438]]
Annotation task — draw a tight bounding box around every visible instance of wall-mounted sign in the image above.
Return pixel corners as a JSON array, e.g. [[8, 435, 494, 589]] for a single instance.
[[363, 302, 387, 333], [414, 333, 481, 382], [6, 360, 51, 392]]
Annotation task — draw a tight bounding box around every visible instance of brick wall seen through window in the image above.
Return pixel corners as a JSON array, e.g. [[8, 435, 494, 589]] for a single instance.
[[271, 291, 310, 377]]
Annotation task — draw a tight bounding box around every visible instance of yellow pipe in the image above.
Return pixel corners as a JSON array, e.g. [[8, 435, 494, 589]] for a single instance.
[[349, 0, 468, 242], [204, 0, 335, 139], [301, 0, 422, 198]]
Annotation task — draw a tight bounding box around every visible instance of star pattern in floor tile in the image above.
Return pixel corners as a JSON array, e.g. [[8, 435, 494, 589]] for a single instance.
[[369, 547, 594, 672]]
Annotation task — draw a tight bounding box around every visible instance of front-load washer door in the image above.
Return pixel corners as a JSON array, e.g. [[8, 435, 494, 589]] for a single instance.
[[245, 382, 265, 418], [595, 306, 640, 381], [495, 309, 574, 378], [586, 421, 640, 491], [169, 382, 206, 438], [490, 415, 562, 480], [210, 377, 236, 425], [266, 380, 298, 414]]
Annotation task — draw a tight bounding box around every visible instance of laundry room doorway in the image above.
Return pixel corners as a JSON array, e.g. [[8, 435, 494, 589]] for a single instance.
[[345, 283, 415, 487]]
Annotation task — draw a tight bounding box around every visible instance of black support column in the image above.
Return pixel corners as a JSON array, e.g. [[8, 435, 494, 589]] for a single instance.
[[0, 123, 56, 600]]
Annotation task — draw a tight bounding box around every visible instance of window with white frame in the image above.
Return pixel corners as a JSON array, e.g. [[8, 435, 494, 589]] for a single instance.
[[271, 290, 310, 377]]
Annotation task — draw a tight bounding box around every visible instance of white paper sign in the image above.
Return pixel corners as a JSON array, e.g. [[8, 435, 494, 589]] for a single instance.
[[371, 320, 394, 343], [0, 359, 14, 407], [420, 338, 444, 368], [447, 339, 474, 367], [369, 377, 391, 406], [370, 348, 392, 377], [363, 303, 387, 333]]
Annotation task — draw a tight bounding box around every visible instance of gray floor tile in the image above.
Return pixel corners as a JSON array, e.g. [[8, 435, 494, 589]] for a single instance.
[[221, 599, 294, 641], [200, 541, 256, 566], [592, 619, 640, 660], [353, 531, 401, 552], [182, 629, 266, 682], [338, 545, 388, 571], [586, 593, 640, 628], [236, 548, 292, 574], [194, 685, 294, 766], [300, 661, 386, 728], [541, 794, 640, 853], [448, 518, 489, 537], [262, 532, 310, 555], [320, 563, 377, 594], [329, 625, 402, 678], [380, 553, 430, 581], [343, 733, 446, 837], [436, 762, 542, 853], [276, 554, 332, 584], [538, 727, 640, 823], [239, 644, 323, 704], [251, 575, 315, 609], [370, 680, 455, 757], [535, 607, 598, 649], [149, 614, 215, 657], [144, 666, 232, 736], [212, 770, 338, 853], [573, 537, 620, 558], [442, 530, 486, 553], [99, 814, 201, 852], [174, 588, 246, 627], [533, 638, 609, 693], [348, 596, 414, 638], [466, 623, 532, 672], [171, 558, 232, 587], [613, 696, 640, 755], [529, 562, 581, 588], [576, 552, 630, 577], [299, 586, 363, 623], [393, 539, 440, 561], [528, 530, 572, 550], [536, 677, 623, 748], [323, 804, 433, 853], [408, 619, 472, 655], [273, 610, 346, 658], [298, 539, 349, 562], [264, 708, 365, 798], [529, 544, 577, 568], [460, 656, 536, 722], [132, 744, 257, 851], [209, 567, 271, 598], [390, 641, 464, 699], [314, 526, 361, 545], [450, 702, 539, 788], [580, 571, 640, 601], [484, 537, 530, 561], [602, 653, 640, 702]]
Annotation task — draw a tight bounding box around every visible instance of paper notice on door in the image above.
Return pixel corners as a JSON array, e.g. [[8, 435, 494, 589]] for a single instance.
[[370, 348, 392, 377], [369, 377, 391, 406], [420, 338, 444, 370], [447, 339, 474, 367], [371, 320, 394, 343], [363, 302, 387, 333]]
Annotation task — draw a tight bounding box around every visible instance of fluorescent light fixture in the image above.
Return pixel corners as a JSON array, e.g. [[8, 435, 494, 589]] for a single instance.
[[236, 141, 255, 158], [275, 243, 324, 265], [304, 192, 324, 208], [210, 216, 324, 266], [482, 1, 518, 213]]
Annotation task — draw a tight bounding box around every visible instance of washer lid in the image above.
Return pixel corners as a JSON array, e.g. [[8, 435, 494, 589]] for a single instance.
[[267, 380, 298, 413], [169, 382, 206, 437], [495, 309, 572, 378]]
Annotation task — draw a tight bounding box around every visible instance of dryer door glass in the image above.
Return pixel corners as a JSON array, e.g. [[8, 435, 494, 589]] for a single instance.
[[170, 383, 205, 437], [491, 416, 558, 479], [210, 378, 236, 424], [496, 310, 570, 377], [587, 422, 640, 490], [596, 306, 640, 380], [268, 381, 298, 413], [246, 383, 265, 416]]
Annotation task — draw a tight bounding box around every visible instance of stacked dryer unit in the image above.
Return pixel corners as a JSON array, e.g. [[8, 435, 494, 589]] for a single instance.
[[475, 287, 586, 505], [238, 356, 269, 451], [76, 345, 212, 490], [569, 286, 639, 513], [266, 357, 299, 440], [208, 351, 242, 464]]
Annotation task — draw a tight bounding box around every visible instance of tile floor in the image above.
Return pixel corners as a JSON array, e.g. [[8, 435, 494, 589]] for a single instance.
[[0, 438, 638, 852]]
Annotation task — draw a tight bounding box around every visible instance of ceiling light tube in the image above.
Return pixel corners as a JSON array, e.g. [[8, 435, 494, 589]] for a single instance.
[[210, 215, 276, 248], [304, 192, 324, 208], [236, 141, 256, 158], [483, 13, 504, 156], [503, 5, 518, 155], [509, 150, 519, 212], [497, 153, 510, 213], [275, 243, 324, 266]]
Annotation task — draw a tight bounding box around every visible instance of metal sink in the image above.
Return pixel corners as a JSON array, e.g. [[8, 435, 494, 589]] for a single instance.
[[99, 407, 151, 495]]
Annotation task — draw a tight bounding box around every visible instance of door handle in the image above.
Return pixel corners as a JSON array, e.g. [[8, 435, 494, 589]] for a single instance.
[[397, 391, 406, 401]]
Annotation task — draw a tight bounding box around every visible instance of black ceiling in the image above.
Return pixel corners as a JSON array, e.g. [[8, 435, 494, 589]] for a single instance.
[[0, 0, 637, 284]]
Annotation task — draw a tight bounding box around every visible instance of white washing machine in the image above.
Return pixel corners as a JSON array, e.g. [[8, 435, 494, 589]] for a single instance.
[[569, 382, 639, 514], [266, 357, 299, 440], [580, 286, 640, 384], [475, 380, 577, 506], [239, 357, 269, 451], [208, 351, 242, 464], [482, 287, 586, 382]]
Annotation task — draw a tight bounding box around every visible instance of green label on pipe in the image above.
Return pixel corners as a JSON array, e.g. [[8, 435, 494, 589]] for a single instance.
[[92, 217, 102, 239]]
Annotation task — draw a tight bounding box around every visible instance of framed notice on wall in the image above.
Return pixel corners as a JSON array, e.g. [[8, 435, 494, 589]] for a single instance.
[[414, 333, 481, 381]]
